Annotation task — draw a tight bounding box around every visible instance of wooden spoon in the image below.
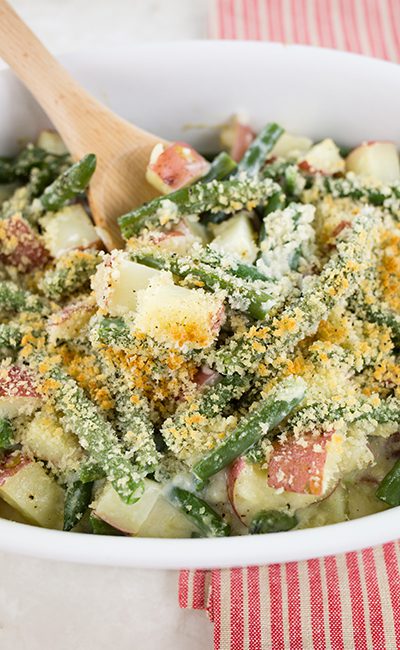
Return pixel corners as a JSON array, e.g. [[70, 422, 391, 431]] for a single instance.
[[0, 0, 165, 249]]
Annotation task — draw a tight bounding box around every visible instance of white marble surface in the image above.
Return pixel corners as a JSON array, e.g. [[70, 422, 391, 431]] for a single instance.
[[0, 552, 212, 650], [0, 2, 213, 649]]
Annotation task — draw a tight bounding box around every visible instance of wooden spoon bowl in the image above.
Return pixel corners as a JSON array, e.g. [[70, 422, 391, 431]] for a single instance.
[[0, 0, 165, 249]]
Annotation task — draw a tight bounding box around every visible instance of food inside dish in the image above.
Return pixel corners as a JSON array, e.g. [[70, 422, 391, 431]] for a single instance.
[[1, 118, 400, 538]]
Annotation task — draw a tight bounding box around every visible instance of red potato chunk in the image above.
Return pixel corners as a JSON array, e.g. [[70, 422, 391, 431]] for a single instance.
[[346, 141, 400, 183], [0, 365, 41, 419], [0, 453, 30, 487], [47, 298, 96, 344], [146, 142, 210, 194], [227, 457, 320, 526], [0, 214, 50, 272], [298, 139, 345, 175], [268, 431, 336, 496], [193, 365, 221, 388], [220, 116, 255, 163], [231, 124, 255, 163]]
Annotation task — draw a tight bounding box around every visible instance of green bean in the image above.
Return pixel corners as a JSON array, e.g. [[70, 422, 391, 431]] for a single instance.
[[42, 362, 144, 504], [119, 176, 281, 238], [63, 480, 93, 531], [213, 211, 377, 375], [28, 158, 70, 198], [0, 323, 22, 349], [79, 459, 106, 484], [196, 246, 272, 282], [129, 247, 275, 320], [95, 316, 132, 348], [13, 145, 68, 179], [197, 373, 251, 417], [193, 376, 306, 481], [118, 151, 236, 237], [248, 395, 400, 463], [40, 154, 96, 211], [237, 122, 284, 176], [40, 249, 100, 301], [96, 348, 160, 475], [363, 305, 400, 345], [0, 145, 69, 186], [90, 514, 124, 536], [376, 459, 400, 507], [318, 175, 400, 220], [0, 157, 14, 184], [115, 392, 159, 474], [0, 419, 14, 450], [168, 486, 230, 537], [201, 151, 237, 183], [0, 281, 44, 314], [161, 373, 251, 461], [249, 510, 298, 534], [203, 126, 286, 223]]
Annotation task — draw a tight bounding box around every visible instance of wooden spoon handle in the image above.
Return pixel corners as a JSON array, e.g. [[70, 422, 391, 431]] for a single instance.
[[0, 0, 121, 157]]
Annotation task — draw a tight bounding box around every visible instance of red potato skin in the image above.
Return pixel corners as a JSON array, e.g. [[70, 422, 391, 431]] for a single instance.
[[0, 215, 50, 272], [231, 123, 255, 163], [48, 299, 95, 326], [211, 305, 226, 336], [0, 366, 40, 399], [327, 220, 352, 250], [267, 432, 333, 496], [297, 160, 332, 176], [0, 454, 31, 487], [149, 142, 209, 191], [331, 220, 351, 239], [148, 220, 189, 244], [193, 366, 221, 388]]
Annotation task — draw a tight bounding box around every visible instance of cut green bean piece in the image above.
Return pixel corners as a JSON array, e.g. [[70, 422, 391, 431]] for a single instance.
[[197, 373, 251, 418], [129, 247, 274, 320], [201, 151, 237, 183], [0, 157, 14, 183], [363, 305, 400, 345], [117, 151, 236, 236], [249, 510, 298, 534], [323, 175, 400, 212], [115, 392, 159, 474], [90, 514, 124, 536], [96, 316, 132, 347], [0, 323, 22, 349], [14, 146, 68, 178], [63, 480, 93, 531], [42, 362, 144, 504], [197, 246, 272, 282], [0, 419, 14, 450], [237, 122, 284, 176], [193, 376, 306, 481], [376, 459, 400, 507], [40, 249, 100, 301], [0, 281, 44, 314], [161, 373, 251, 462], [79, 460, 106, 484], [40, 154, 96, 211], [119, 176, 280, 238], [214, 211, 377, 375], [168, 486, 230, 537]]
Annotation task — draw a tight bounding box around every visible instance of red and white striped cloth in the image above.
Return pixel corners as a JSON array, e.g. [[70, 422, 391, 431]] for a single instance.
[[208, 0, 400, 62], [180, 542, 400, 649], [179, 1, 400, 649]]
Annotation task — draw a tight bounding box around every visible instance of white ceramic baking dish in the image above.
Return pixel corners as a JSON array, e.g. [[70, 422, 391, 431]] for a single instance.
[[1, 41, 400, 568]]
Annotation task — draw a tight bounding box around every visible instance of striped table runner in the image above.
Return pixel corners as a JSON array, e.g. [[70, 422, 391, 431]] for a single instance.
[[179, 1, 400, 648], [180, 542, 400, 649], [208, 0, 400, 62]]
